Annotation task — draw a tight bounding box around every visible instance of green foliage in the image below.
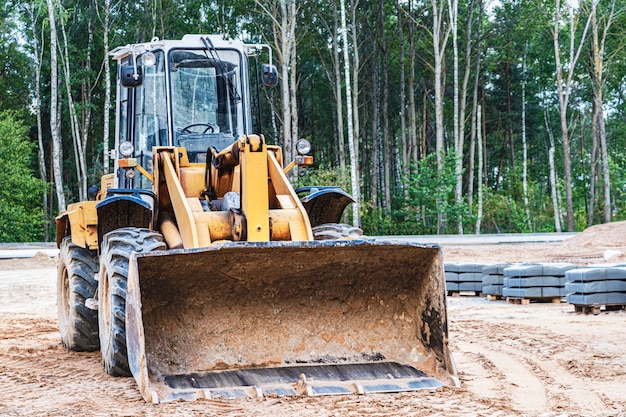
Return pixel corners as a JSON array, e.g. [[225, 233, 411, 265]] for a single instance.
[[362, 153, 474, 236], [0, 112, 46, 242], [2, 0, 626, 241], [479, 188, 528, 234], [293, 164, 352, 194]]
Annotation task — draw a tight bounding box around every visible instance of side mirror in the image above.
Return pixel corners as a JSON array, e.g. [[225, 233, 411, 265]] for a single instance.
[[120, 65, 143, 88], [261, 64, 278, 87]]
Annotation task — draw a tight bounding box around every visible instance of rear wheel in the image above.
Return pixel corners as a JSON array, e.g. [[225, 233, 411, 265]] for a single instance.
[[98, 228, 165, 376], [57, 237, 99, 351], [312, 223, 364, 240]]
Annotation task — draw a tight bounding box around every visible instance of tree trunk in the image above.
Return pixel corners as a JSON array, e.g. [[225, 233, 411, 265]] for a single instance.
[[553, 0, 592, 231], [431, 0, 451, 234], [395, 0, 408, 185], [475, 103, 483, 234], [280, 1, 292, 160], [332, 2, 346, 175], [450, 0, 462, 233], [590, 0, 615, 224], [343, 0, 360, 226], [103, 0, 111, 174], [408, 0, 418, 163], [544, 106, 562, 233], [58, 4, 88, 201], [588, 102, 598, 226], [46, 0, 65, 212], [289, 0, 298, 163], [27, 2, 49, 240], [380, 0, 391, 213], [467, 0, 483, 217], [521, 43, 531, 230]]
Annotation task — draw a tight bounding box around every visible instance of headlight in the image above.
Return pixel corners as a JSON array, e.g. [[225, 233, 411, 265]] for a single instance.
[[119, 141, 134, 157], [142, 52, 157, 67], [296, 138, 312, 155]]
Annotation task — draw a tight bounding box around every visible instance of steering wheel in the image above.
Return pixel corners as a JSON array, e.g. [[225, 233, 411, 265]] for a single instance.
[[181, 123, 216, 134]]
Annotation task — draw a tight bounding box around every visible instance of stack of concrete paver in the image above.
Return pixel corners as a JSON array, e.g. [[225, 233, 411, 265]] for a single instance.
[[482, 264, 510, 300], [444, 263, 484, 295], [502, 263, 576, 303], [565, 266, 626, 314]]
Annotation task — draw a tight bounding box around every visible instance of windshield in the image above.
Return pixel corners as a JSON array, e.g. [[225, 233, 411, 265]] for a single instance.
[[169, 49, 244, 159]]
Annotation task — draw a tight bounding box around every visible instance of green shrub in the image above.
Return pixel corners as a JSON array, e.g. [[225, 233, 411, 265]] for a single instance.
[[0, 111, 46, 242]]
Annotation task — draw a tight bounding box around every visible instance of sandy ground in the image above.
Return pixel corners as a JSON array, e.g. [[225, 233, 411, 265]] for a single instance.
[[1, 223, 626, 416]]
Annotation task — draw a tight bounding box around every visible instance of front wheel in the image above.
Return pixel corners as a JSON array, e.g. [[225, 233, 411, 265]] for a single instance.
[[57, 237, 99, 351], [98, 228, 165, 376]]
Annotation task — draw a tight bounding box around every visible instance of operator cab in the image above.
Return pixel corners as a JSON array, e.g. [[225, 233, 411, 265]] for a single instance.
[[110, 35, 275, 190]]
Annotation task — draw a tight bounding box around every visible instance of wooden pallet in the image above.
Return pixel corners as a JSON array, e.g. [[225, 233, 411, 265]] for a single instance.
[[486, 294, 503, 301], [573, 304, 626, 315], [506, 296, 562, 305]]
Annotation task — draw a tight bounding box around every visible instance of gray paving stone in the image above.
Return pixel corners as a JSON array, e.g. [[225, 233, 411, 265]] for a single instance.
[[504, 264, 544, 277], [567, 292, 626, 306], [482, 275, 504, 285], [566, 268, 609, 282], [503, 276, 565, 288], [445, 272, 459, 282], [482, 284, 503, 295], [446, 282, 459, 291], [451, 263, 485, 273], [565, 280, 626, 294], [458, 272, 484, 282], [458, 281, 483, 291], [482, 264, 510, 275], [503, 287, 543, 298], [540, 263, 577, 275]]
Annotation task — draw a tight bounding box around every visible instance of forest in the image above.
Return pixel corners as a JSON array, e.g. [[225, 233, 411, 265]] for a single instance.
[[1, 0, 625, 242]]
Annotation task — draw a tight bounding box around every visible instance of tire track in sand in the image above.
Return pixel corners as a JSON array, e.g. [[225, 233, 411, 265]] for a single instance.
[[456, 340, 547, 413]]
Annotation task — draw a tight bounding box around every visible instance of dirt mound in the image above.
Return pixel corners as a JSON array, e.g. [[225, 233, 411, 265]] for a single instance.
[[562, 220, 626, 248], [0, 252, 58, 270]]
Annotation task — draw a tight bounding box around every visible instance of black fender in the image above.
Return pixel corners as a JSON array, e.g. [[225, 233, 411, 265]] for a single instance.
[[96, 189, 156, 248], [296, 186, 355, 228]]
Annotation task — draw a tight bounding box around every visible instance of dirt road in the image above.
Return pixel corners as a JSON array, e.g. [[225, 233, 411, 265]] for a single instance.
[[1, 232, 626, 416]]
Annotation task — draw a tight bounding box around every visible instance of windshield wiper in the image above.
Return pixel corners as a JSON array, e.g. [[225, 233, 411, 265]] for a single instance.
[[201, 37, 241, 103]]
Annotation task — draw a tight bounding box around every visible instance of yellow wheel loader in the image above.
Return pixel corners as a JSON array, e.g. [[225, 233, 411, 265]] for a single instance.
[[55, 34, 458, 403]]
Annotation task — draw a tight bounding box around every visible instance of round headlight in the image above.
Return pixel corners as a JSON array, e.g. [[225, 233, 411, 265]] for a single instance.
[[296, 138, 312, 155], [142, 51, 157, 67], [119, 141, 134, 157]]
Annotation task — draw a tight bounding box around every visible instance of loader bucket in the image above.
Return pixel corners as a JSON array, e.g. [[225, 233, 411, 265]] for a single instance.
[[124, 239, 458, 403]]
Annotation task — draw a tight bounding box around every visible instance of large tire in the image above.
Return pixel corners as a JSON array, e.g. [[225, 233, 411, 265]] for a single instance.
[[98, 227, 166, 377], [312, 223, 364, 240], [57, 237, 99, 351]]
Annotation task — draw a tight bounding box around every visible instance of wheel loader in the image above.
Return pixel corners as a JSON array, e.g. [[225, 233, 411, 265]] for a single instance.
[[55, 34, 458, 403]]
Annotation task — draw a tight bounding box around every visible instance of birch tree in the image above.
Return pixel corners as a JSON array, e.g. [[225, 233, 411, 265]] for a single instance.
[[255, 0, 298, 162], [431, 0, 452, 233], [475, 103, 483, 234], [590, 0, 617, 224], [343, 0, 360, 226], [454, 0, 478, 234], [100, 0, 112, 174], [46, 0, 65, 211], [553, 0, 591, 231], [25, 2, 49, 239], [467, 0, 483, 218], [521, 42, 531, 229], [58, 3, 90, 201], [544, 105, 562, 232]]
